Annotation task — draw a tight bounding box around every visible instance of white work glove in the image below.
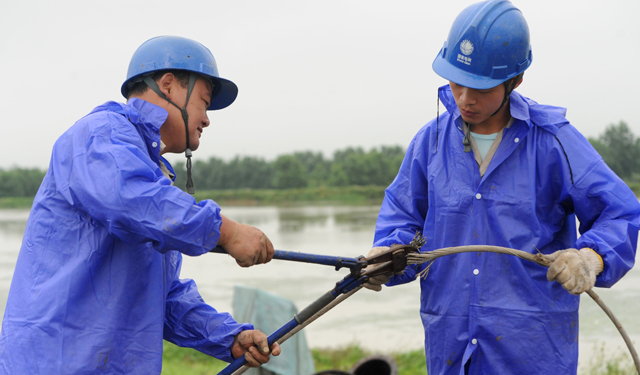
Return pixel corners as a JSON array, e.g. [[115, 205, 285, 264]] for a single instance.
[[546, 248, 603, 295], [363, 246, 393, 292]]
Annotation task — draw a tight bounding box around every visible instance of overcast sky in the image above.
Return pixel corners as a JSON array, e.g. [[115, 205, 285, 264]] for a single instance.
[[1, 0, 638, 170]]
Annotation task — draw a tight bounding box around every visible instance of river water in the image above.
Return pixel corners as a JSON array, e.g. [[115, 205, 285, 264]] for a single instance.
[[0, 206, 638, 371]]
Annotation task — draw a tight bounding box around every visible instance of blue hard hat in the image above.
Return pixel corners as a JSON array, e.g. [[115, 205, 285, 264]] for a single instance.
[[121, 36, 238, 110], [432, 0, 532, 89]]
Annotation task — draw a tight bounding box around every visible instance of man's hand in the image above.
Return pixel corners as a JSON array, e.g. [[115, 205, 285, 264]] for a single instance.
[[363, 246, 393, 292], [231, 330, 281, 367], [546, 248, 603, 295], [218, 215, 274, 267]]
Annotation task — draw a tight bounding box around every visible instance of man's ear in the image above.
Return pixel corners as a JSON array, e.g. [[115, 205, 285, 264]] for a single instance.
[[512, 75, 524, 90], [157, 73, 176, 98]]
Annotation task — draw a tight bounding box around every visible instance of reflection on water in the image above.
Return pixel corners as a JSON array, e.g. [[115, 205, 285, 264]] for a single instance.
[[0, 206, 638, 370], [0, 209, 29, 318], [278, 209, 329, 233], [334, 208, 380, 231], [276, 206, 381, 233], [0, 222, 27, 237], [0, 209, 29, 234]]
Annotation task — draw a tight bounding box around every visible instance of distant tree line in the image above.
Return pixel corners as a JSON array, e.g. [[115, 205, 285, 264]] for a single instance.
[[588, 121, 640, 181], [172, 146, 406, 191], [0, 146, 406, 197], [2, 121, 639, 198], [0, 168, 46, 198]]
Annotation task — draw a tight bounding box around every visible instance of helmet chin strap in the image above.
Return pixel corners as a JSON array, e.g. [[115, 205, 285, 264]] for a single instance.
[[462, 77, 520, 153], [489, 77, 519, 118], [143, 74, 198, 194]]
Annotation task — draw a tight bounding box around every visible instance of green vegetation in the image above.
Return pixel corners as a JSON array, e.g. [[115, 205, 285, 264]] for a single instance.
[[160, 342, 428, 375], [194, 185, 386, 206], [582, 343, 637, 375], [172, 146, 406, 192], [0, 168, 45, 198], [627, 182, 640, 197], [0, 146, 402, 209], [161, 341, 637, 374], [0, 197, 35, 209], [0, 186, 387, 209], [311, 345, 428, 374], [3, 121, 640, 208], [161, 342, 227, 374], [588, 121, 640, 182]]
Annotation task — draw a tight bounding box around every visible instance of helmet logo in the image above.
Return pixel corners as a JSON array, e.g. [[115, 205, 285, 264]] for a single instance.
[[457, 40, 474, 66], [460, 40, 474, 55]]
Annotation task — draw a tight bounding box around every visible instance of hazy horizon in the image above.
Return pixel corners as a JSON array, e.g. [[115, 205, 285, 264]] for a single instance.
[[2, 0, 637, 170]]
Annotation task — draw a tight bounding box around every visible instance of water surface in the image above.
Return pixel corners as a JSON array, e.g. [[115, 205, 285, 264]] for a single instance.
[[0, 206, 637, 370]]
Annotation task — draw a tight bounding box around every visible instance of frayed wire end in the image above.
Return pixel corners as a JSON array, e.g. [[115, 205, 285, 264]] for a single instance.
[[408, 231, 430, 279], [410, 232, 427, 249]]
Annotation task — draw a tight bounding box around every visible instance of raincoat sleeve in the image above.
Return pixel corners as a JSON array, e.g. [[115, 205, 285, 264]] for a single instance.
[[373, 126, 432, 286], [163, 254, 252, 362], [558, 125, 640, 287], [51, 112, 221, 256]]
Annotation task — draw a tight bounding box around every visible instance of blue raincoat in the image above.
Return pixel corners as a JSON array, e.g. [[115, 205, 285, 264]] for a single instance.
[[374, 85, 640, 374], [0, 98, 252, 374]]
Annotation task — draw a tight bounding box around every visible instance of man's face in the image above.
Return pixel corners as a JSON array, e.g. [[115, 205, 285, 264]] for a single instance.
[[161, 76, 212, 153], [449, 81, 506, 126]]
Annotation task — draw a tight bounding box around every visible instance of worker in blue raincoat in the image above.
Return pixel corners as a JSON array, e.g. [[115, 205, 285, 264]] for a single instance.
[[0, 36, 281, 374], [365, 1, 640, 374]]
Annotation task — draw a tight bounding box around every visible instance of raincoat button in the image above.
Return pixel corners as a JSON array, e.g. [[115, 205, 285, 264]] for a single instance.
[[472, 338, 478, 345], [475, 193, 482, 200], [152, 142, 158, 147], [473, 269, 479, 275], [514, 138, 520, 143]]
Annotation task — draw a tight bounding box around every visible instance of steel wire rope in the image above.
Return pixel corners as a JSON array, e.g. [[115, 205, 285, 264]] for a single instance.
[[407, 245, 640, 374]]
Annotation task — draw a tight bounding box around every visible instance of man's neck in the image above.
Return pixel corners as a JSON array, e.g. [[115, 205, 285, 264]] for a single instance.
[[470, 104, 511, 135]]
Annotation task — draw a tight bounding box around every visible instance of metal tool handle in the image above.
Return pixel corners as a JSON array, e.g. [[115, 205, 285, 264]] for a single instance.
[[210, 246, 365, 271]]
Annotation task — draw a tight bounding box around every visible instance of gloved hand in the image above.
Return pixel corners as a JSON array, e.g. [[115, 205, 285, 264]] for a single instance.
[[363, 246, 393, 292], [546, 248, 603, 295]]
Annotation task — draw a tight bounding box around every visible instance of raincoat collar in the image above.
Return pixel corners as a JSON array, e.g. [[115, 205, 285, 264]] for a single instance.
[[437, 84, 569, 135], [89, 98, 169, 165], [89, 98, 169, 132]]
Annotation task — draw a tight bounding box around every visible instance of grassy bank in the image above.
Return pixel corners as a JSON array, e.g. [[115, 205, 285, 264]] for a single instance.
[[0, 197, 35, 209], [0, 186, 387, 209], [5, 182, 639, 210], [308, 345, 428, 375], [160, 342, 428, 375], [193, 186, 386, 206], [628, 182, 640, 197], [161, 342, 637, 375], [583, 343, 638, 375]]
